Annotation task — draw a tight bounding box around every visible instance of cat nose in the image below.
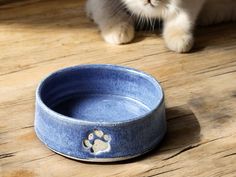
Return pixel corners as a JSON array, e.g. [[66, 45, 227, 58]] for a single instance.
[[146, 0, 159, 6]]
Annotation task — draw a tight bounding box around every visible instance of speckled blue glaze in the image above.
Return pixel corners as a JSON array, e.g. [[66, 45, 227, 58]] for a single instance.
[[35, 64, 166, 162]]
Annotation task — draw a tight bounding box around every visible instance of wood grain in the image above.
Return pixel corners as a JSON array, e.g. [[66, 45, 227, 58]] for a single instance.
[[1, 0, 236, 177]]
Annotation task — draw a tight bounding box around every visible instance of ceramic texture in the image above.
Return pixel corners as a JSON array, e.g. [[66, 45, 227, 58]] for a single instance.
[[35, 64, 166, 162]]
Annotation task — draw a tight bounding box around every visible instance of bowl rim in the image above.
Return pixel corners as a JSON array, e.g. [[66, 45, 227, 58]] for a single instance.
[[36, 64, 165, 126]]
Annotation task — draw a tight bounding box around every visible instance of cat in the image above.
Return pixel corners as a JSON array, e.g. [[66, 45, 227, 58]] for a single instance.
[[86, 0, 236, 53]]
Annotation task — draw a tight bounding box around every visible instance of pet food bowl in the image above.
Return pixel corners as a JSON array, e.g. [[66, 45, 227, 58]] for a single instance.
[[35, 64, 166, 162]]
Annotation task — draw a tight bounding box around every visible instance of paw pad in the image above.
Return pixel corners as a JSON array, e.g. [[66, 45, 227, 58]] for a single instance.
[[83, 129, 111, 154]]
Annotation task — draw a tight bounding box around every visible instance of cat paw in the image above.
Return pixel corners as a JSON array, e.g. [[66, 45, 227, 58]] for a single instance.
[[102, 23, 135, 45], [164, 29, 194, 53]]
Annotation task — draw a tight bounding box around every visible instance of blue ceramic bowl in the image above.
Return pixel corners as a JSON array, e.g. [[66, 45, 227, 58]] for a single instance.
[[35, 64, 166, 162]]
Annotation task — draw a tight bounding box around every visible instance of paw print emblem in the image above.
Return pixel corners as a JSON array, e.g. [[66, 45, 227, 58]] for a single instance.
[[83, 129, 111, 154]]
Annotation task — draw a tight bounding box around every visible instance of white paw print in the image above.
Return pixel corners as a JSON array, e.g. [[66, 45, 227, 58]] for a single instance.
[[83, 129, 111, 154]]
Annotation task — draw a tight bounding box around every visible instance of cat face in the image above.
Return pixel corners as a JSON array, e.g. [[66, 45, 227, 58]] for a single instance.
[[121, 0, 168, 18]]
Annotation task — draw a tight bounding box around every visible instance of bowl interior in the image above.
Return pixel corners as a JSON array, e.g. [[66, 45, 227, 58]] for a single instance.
[[39, 66, 163, 123]]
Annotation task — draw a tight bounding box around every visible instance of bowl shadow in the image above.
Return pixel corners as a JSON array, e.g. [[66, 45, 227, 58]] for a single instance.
[[114, 105, 201, 164], [77, 105, 201, 165]]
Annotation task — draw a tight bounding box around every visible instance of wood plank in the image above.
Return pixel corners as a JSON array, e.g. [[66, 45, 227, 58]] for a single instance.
[[1, 0, 236, 177]]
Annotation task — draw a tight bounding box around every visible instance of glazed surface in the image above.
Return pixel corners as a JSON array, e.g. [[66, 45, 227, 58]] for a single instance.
[[53, 94, 150, 122]]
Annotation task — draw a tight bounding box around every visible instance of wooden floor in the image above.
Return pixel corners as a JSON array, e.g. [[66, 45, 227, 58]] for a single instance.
[[1, 0, 236, 177]]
